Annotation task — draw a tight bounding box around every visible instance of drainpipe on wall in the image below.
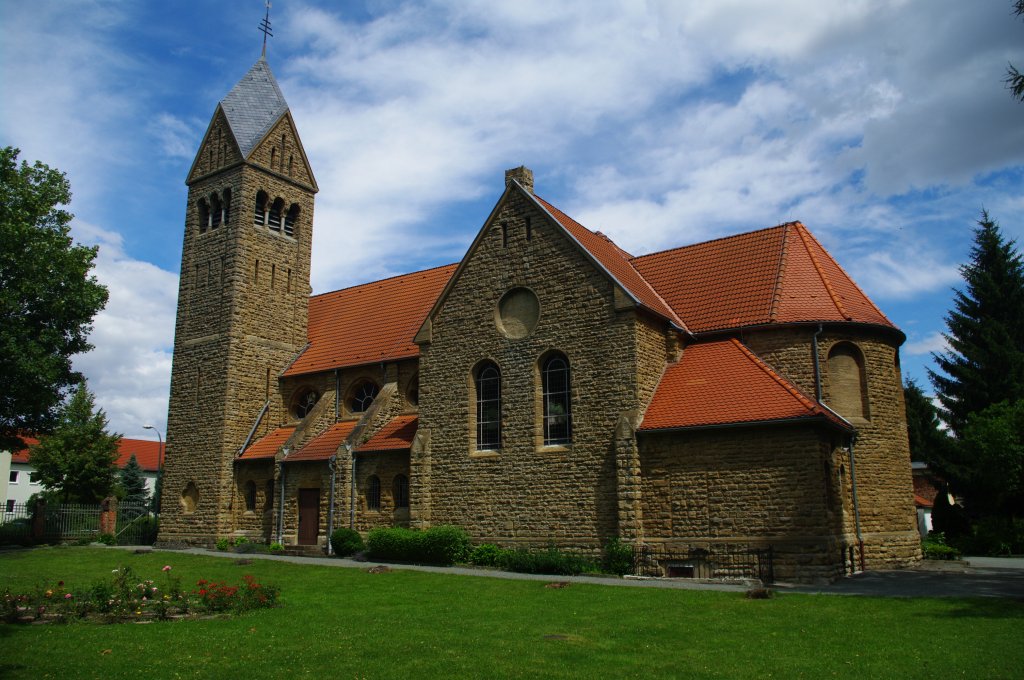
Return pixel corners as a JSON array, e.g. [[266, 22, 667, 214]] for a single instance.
[[334, 369, 340, 419], [276, 459, 287, 544], [347, 443, 357, 530], [326, 454, 337, 555], [847, 434, 865, 572]]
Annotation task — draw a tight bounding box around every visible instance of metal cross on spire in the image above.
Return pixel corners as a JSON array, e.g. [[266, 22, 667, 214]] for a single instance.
[[259, 1, 273, 58]]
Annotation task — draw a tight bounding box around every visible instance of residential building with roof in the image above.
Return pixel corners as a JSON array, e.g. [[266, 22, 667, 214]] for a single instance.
[[157, 56, 920, 581]]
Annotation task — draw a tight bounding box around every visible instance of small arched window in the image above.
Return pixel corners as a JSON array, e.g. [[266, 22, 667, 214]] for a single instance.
[[827, 343, 869, 420], [393, 474, 409, 509], [348, 380, 380, 413], [254, 190, 268, 226], [293, 389, 320, 420], [210, 192, 222, 228], [198, 199, 210, 234], [244, 480, 257, 512], [284, 204, 300, 238], [366, 475, 381, 511], [270, 147, 277, 170], [406, 373, 419, 407], [475, 362, 501, 450], [264, 479, 274, 512], [268, 198, 284, 231], [542, 354, 572, 446]]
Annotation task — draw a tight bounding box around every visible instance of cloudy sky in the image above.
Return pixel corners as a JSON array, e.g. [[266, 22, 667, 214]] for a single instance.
[[2, 0, 1022, 441]]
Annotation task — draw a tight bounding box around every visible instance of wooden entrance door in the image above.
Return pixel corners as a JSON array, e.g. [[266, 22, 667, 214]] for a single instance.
[[297, 488, 320, 545]]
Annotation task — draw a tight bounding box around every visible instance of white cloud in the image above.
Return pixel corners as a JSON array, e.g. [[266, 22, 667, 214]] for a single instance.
[[904, 332, 949, 357], [70, 221, 178, 439]]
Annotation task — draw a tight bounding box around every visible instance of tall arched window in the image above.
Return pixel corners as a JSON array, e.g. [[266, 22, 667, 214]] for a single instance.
[[393, 474, 409, 509], [366, 475, 381, 511], [827, 342, 869, 420], [542, 354, 572, 445], [268, 198, 284, 231], [475, 362, 501, 450], [254, 190, 268, 226], [284, 204, 300, 237]]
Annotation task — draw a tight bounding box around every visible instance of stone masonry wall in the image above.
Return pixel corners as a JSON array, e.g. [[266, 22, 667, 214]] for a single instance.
[[742, 325, 920, 568], [415, 185, 669, 551]]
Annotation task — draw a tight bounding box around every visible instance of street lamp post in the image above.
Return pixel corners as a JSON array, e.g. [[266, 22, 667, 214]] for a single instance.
[[143, 425, 164, 512]]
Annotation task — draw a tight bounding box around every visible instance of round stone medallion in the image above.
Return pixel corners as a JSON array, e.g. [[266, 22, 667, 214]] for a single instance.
[[496, 287, 540, 339]]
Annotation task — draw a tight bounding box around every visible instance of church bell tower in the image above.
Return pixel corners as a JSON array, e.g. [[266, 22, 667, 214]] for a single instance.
[[159, 55, 318, 545]]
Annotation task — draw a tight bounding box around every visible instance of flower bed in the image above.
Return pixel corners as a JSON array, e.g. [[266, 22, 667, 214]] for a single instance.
[[1, 564, 279, 624]]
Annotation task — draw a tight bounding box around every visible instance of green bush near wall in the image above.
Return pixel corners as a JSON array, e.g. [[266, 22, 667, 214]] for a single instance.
[[366, 525, 470, 565]]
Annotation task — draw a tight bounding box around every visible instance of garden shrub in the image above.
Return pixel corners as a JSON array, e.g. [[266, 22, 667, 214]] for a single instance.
[[602, 537, 633, 575], [215, 538, 230, 551], [269, 542, 284, 553], [499, 546, 595, 576], [468, 543, 506, 567], [366, 525, 470, 565], [96, 533, 116, 546], [922, 531, 961, 560], [330, 527, 364, 557]]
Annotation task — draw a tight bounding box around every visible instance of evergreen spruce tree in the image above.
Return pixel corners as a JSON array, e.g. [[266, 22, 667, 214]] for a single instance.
[[904, 379, 952, 468], [28, 380, 120, 503], [928, 211, 1024, 438], [118, 454, 150, 506]]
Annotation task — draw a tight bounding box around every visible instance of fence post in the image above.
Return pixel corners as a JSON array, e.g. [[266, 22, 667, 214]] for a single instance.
[[100, 496, 118, 535], [31, 499, 47, 540]]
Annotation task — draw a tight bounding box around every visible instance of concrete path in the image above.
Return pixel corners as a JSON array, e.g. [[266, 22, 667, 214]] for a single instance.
[[112, 546, 1024, 599]]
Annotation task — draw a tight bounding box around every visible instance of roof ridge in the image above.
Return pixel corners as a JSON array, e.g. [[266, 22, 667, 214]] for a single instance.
[[767, 224, 790, 323], [728, 338, 821, 415], [311, 262, 459, 300], [795, 223, 894, 326], [630, 222, 793, 264], [793, 223, 851, 321]]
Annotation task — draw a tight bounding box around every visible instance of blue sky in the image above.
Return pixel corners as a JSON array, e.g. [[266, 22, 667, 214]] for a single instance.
[[1, 0, 1022, 440]]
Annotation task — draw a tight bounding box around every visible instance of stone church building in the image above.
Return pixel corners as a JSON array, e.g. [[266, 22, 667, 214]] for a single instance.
[[158, 57, 920, 582]]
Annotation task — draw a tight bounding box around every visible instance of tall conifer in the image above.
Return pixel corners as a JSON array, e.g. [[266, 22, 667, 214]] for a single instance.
[[929, 211, 1024, 438]]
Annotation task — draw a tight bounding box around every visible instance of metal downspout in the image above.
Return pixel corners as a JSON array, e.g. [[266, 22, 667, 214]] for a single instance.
[[848, 434, 865, 571], [326, 455, 337, 555], [334, 369, 340, 419], [276, 459, 287, 544], [348, 443, 356, 529]]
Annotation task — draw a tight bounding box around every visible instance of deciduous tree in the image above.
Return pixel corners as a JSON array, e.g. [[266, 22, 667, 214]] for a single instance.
[[0, 147, 107, 452]]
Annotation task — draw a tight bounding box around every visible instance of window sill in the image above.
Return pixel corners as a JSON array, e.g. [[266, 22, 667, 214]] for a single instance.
[[537, 444, 571, 455], [470, 450, 501, 460]]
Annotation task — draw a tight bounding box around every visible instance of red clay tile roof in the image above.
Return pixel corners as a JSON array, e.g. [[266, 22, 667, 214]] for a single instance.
[[640, 338, 850, 432], [914, 494, 934, 508], [238, 426, 296, 461], [357, 415, 418, 453], [533, 195, 686, 330], [285, 421, 358, 463], [115, 440, 163, 472], [631, 222, 894, 333], [12, 437, 161, 471], [284, 264, 457, 377]]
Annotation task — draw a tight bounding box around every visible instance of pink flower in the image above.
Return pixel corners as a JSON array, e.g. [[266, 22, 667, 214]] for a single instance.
[[64, 593, 73, 600], [162, 565, 172, 572]]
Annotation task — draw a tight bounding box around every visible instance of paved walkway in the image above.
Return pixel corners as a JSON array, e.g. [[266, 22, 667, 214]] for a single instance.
[[117, 546, 1024, 599]]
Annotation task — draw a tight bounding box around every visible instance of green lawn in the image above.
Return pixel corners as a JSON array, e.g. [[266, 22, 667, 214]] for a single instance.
[[1, 547, 1022, 679]]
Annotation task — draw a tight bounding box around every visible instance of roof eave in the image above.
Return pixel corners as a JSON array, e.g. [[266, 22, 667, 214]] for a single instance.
[[638, 413, 854, 435]]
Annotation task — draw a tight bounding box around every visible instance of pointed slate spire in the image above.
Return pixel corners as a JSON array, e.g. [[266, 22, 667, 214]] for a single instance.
[[220, 58, 289, 160]]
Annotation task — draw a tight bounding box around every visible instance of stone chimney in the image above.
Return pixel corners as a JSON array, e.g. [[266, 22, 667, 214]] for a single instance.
[[504, 166, 534, 193]]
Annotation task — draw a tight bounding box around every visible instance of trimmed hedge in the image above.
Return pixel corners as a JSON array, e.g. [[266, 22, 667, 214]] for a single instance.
[[366, 525, 470, 565], [330, 527, 365, 557]]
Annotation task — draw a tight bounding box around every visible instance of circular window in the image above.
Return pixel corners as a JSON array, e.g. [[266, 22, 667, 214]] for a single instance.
[[181, 481, 199, 514], [348, 380, 380, 413], [293, 389, 320, 419], [495, 287, 540, 339], [407, 373, 419, 407]]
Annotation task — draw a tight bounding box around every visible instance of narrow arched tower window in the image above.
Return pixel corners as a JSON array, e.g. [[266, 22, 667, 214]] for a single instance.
[[475, 362, 501, 450], [285, 204, 300, 237], [210, 192, 222, 228], [254, 190, 268, 226], [542, 354, 572, 446], [268, 198, 284, 231], [222, 188, 231, 225], [197, 199, 210, 234]]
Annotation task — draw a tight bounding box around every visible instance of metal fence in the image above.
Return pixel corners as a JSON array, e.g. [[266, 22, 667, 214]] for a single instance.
[[634, 545, 775, 584], [0, 501, 157, 545]]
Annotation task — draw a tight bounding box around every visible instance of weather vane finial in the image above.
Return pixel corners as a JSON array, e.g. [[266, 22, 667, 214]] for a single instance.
[[259, 1, 273, 58]]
